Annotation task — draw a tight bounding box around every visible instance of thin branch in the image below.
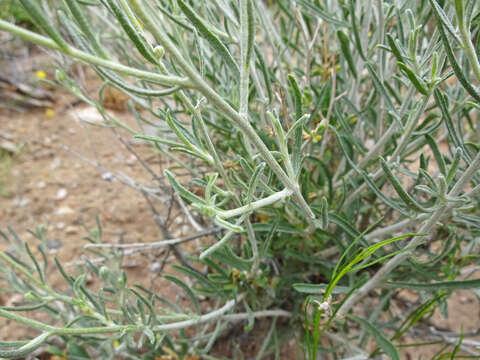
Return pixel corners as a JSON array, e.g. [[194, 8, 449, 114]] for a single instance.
[[84, 228, 222, 250]]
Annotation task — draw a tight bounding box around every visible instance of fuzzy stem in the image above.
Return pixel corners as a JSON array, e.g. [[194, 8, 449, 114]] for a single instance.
[[458, 12, 480, 83], [0, 20, 192, 88], [239, 0, 250, 116], [218, 188, 293, 219]]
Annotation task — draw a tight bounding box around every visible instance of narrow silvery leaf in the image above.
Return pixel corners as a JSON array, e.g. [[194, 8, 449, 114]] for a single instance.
[[191, 115, 206, 151], [397, 62, 428, 95], [415, 185, 438, 197], [437, 175, 447, 197], [288, 74, 303, 177], [205, 173, 218, 202], [166, 111, 198, 148], [134, 135, 183, 147], [64, 0, 107, 58], [349, 0, 365, 60], [246, 0, 255, 69], [164, 275, 201, 313], [54, 256, 74, 286], [178, 0, 239, 76], [385, 278, 480, 290], [425, 134, 447, 175], [446, 147, 463, 184], [380, 157, 433, 213], [288, 74, 302, 120], [328, 213, 366, 244], [254, 46, 272, 103], [360, 170, 409, 216], [386, 33, 405, 62], [19, 0, 68, 50], [349, 315, 400, 360], [429, 0, 462, 44], [267, 111, 286, 147], [412, 119, 442, 136], [296, 0, 347, 27], [285, 114, 310, 139], [200, 228, 236, 259], [172, 265, 218, 292], [105, 0, 157, 64], [337, 30, 357, 78], [24, 243, 45, 284], [431, 1, 480, 103], [98, 68, 180, 97], [164, 170, 206, 205], [434, 89, 471, 162], [293, 283, 350, 294], [243, 300, 255, 332], [167, 146, 212, 162], [201, 215, 247, 259], [408, 26, 420, 61], [319, 197, 329, 229], [366, 63, 399, 120], [431, 51, 439, 80], [0, 332, 51, 358], [419, 168, 438, 193], [247, 162, 265, 202], [214, 216, 244, 233]]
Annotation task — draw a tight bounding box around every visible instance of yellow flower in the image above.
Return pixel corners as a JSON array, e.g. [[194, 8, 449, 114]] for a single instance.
[[45, 108, 55, 117], [160, 346, 178, 359], [258, 214, 269, 222], [113, 340, 120, 348], [35, 70, 47, 79]]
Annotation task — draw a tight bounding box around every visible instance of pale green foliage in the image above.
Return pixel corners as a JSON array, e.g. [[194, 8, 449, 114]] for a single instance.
[[0, 0, 480, 358]]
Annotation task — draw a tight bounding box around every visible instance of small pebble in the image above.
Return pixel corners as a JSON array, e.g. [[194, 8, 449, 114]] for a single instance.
[[55, 188, 68, 200], [102, 172, 114, 181], [65, 226, 78, 235], [50, 157, 61, 170], [149, 262, 162, 273], [13, 197, 30, 207], [55, 206, 75, 216], [45, 239, 62, 249]]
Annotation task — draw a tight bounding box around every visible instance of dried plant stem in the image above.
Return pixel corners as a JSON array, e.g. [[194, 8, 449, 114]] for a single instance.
[[84, 228, 222, 250]]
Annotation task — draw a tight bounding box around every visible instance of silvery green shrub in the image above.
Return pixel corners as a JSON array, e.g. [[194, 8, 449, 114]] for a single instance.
[[0, 0, 480, 358]]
